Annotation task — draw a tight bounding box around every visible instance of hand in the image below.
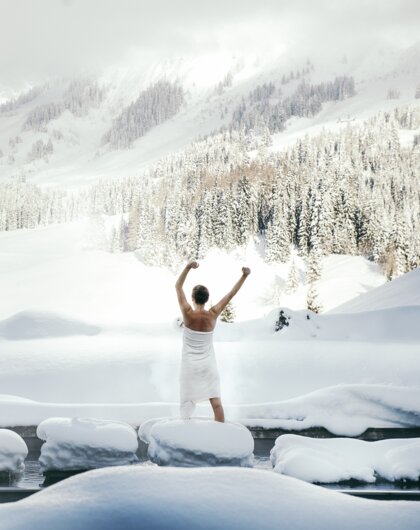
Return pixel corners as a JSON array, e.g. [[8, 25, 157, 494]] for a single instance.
[[187, 261, 199, 270], [242, 267, 251, 276]]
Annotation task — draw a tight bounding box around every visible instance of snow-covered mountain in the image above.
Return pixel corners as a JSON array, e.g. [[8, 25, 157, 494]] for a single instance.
[[0, 43, 419, 189]]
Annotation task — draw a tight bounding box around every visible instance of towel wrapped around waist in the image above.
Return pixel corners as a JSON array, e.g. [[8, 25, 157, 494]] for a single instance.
[[180, 326, 220, 403]]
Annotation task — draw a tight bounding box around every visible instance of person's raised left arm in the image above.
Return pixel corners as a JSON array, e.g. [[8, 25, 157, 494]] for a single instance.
[[210, 267, 251, 317], [175, 261, 198, 317]]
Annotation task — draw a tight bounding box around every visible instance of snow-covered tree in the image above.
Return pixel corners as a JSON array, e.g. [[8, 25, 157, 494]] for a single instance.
[[220, 302, 235, 323]]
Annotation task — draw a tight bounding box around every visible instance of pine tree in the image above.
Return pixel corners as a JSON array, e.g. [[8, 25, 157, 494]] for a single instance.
[[307, 282, 322, 313], [285, 259, 299, 294], [220, 302, 235, 323]]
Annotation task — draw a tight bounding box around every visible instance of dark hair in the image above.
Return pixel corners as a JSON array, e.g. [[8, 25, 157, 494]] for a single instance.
[[192, 285, 209, 305]]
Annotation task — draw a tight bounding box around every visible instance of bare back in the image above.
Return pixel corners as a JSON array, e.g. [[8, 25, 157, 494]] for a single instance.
[[183, 308, 218, 332]]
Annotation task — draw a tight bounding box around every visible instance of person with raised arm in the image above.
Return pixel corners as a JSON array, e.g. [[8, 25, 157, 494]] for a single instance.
[[175, 261, 251, 422]]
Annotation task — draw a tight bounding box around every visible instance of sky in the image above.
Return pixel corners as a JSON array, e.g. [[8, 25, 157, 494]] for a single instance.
[[0, 0, 419, 93]]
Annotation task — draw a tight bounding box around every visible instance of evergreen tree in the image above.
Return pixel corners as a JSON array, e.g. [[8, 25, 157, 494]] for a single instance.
[[220, 302, 235, 323], [285, 259, 299, 294], [307, 282, 322, 313]]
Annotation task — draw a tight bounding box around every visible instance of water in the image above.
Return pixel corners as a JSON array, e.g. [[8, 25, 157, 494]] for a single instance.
[[1, 455, 419, 503]]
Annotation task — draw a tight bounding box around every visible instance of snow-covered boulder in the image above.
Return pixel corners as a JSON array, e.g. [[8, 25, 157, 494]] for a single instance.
[[270, 434, 420, 483], [0, 429, 28, 473], [0, 466, 419, 530], [37, 417, 138, 471], [142, 418, 254, 467]]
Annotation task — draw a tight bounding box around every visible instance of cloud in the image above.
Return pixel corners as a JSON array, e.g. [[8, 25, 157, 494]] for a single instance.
[[0, 0, 419, 92]]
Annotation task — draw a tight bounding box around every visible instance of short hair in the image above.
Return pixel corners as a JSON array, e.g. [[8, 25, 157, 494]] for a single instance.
[[192, 285, 209, 305]]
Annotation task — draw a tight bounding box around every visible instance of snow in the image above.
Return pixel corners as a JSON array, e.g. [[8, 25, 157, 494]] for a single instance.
[[0, 310, 100, 340], [0, 198, 417, 435], [2, 384, 420, 436], [270, 435, 420, 483], [0, 466, 419, 530], [0, 429, 28, 473], [1, 42, 418, 190], [37, 417, 138, 471], [0, 220, 386, 324], [229, 384, 420, 435], [141, 419, 254, 467], [330, 267, 420, 314]]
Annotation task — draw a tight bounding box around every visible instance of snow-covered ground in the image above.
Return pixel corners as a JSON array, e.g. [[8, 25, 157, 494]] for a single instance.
[[37, 417, 138, 471], [0, 219, 418, 429], [270, 434, 420, 483], [0, 467, 419, 530]]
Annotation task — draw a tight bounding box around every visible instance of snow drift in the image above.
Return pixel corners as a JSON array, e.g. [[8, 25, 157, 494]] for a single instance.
[[0, 311, 101, 340], [270, 435, 420, 483], [0, 467, 419, 530], [330, 267, 420, 314]]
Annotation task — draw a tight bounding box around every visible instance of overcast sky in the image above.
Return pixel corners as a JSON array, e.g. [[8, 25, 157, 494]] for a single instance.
[[1, 0, 419, 92]]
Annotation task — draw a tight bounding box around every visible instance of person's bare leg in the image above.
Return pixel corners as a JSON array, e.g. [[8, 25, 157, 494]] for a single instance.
[[210, 397, 225, 422]]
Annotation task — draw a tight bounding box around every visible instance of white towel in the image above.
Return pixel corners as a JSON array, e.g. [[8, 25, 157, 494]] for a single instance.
[[179, 326, 221, 403]]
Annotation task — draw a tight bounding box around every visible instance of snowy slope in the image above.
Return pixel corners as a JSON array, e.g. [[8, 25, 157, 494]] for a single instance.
[[330, 267, 420, 314], [0, 43, 419, 189], [0, 219, 385, 323]]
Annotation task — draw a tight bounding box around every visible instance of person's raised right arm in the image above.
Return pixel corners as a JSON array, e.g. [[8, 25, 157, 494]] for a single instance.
[[175, 261, 198, 317], [210, 267, 251, 317]]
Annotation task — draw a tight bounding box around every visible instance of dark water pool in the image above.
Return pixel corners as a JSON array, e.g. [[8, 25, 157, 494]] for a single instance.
[[1, 455, 419, 503]]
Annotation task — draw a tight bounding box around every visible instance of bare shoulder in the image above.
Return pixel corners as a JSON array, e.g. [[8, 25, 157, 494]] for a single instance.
[[185, 310, 216, 332]]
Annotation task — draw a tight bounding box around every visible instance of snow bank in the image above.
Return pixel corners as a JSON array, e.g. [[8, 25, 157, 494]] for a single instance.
[[0, 467, 419, 530], [0, 429, 28, 473], [0, 310, 101, 340], [232, 384, 420, 436], [144, 419, 254, 467], [37, 417, 139, 471], [2, 384, 420, 436], [270, 435, 420, 483]]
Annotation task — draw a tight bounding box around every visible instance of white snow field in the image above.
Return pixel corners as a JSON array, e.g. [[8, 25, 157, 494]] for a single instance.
[[140, 418, 254, 467], [36, 417, 138, 471], [270, 435, 420, 483], [0, 219, 386, 324], [0, 429, 28, 473], [0, 467, 419, 530], [0, 206, 418, 434]]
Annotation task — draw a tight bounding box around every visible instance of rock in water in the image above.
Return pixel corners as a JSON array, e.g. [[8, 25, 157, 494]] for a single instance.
[[0, 429, 28, 474], [142, 418, 254, 467], [37, 417, 138, 471]]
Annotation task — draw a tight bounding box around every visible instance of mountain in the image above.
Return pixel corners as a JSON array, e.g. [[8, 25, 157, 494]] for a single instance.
[[0, 44, 419, 190]]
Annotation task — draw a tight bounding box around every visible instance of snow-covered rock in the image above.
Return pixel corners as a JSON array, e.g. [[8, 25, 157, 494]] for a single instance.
[[270, 434, 420, 483], [37, 417, 138, 471], [0, 429, 28, 473], [0, 466, 419, 530], [142, 419, 254, 467]]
